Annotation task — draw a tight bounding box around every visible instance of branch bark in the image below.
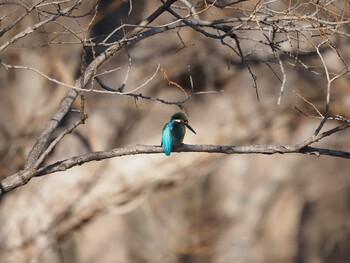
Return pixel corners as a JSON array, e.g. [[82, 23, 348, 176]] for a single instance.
[[1, 140, 349, 196]]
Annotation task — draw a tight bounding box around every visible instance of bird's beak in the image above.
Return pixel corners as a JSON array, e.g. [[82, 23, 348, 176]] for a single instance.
[[185, 123, 196, 134]]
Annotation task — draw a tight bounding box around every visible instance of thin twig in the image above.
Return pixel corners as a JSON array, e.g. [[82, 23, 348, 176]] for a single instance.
[[161, 67, 189, 99], [293, 90, 323, 118], [95, 76, 189, 106], [118, 48, 132, 92], [33, 115, 88, 170]]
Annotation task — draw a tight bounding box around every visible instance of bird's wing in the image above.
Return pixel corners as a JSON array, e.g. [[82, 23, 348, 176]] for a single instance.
[[161, 122, 173, 156]]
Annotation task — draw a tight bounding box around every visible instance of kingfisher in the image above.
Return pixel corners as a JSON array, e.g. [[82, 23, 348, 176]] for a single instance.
[[161, 112, 196, 156]]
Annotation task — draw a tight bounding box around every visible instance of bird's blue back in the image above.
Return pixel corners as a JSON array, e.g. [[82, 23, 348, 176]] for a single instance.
[[161, 121, 185, 156]]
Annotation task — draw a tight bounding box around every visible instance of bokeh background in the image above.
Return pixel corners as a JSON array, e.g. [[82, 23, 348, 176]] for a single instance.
[[0, 1, 350, 262]]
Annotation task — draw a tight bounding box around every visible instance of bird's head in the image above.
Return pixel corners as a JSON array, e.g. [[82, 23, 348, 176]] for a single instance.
[[171, 112, 196, 134]]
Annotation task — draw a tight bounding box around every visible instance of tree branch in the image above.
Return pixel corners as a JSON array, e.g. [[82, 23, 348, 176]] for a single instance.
[[22, 0, 178, 170], [0, 0, 83, 52], [1, 135, 349, 196], [33, 142, 350, 180]]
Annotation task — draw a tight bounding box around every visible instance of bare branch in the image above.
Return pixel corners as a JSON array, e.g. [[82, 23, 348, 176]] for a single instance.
[[95, 75, 189, 106], [32, 114, 88, 171], [0, 61, 76, 89], [293, 90, 323, 118], [22, 0, 178, 169], [0, 116, 349, 195], [0, 0, 84, 52]]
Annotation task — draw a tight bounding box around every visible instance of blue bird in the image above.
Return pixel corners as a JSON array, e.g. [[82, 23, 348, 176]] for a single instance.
[[161, 112, 196, 156]]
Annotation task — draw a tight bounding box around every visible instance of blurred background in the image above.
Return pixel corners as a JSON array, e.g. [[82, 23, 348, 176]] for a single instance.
[[0, 0, 350, 262]]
